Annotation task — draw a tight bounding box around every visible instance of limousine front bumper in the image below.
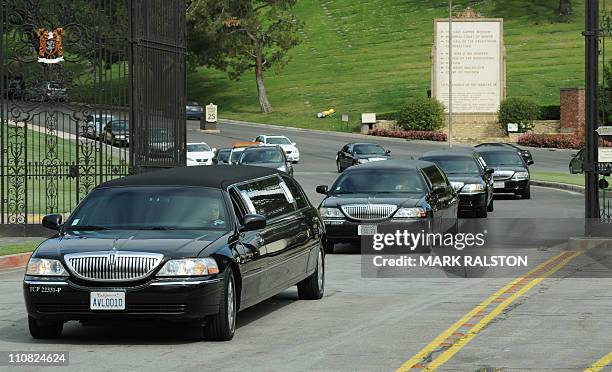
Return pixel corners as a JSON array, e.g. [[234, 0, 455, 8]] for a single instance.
[[23, 276, 223, 323]]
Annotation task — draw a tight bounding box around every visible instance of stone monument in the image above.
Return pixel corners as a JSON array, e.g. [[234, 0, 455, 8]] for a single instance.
[[431, 7, 507, 140]]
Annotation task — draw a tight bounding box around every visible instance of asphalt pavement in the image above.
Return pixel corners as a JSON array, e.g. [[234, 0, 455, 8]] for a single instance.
[[1, 118, 609, 371]]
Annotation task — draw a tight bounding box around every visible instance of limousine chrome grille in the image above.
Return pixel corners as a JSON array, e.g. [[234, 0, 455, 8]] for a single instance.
[[64, 252, 164, 282], [493, 170, 515, 181], [341, 204, 397, 221]]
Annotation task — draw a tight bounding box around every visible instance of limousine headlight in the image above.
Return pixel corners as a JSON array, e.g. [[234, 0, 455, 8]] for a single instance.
[[512, 171, 530, 180], [26, 258, 68, 276], [157, 258, 219, 277], [394, 207, 427, 218], [460, 183, 485, 194], [319, 207, 344, 218]]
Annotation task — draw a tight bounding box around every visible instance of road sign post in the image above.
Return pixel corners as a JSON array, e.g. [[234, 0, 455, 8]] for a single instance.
[[201, 103, 218, 130]]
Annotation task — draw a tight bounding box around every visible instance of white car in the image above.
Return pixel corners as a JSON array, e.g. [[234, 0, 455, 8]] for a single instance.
[[186, 142, 216, 166], [254, 135, 300, 163]]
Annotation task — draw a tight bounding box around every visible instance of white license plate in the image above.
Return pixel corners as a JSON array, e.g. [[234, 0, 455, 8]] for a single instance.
[[358, 224, 377, 236], [494, 181, 505, 189], [90, 292, 125, 310]]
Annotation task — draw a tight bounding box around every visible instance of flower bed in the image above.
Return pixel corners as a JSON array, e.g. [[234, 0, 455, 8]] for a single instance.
[[368, 128, 447, 142]]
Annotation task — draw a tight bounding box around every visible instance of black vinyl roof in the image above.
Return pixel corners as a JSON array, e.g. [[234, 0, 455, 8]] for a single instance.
[[421, 148, 477, 159], [97, 165, 280, 190]]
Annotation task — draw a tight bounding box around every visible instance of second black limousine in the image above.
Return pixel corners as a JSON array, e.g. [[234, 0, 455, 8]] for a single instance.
[[24, 166, 325, 341]]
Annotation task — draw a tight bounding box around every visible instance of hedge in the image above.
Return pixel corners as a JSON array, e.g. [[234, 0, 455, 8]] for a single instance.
[[397, 98, 446, 131], [368, 128, 447, 142]]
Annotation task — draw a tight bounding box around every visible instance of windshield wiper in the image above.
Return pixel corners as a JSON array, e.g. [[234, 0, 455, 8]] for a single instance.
[[64, 225, 110, 231]]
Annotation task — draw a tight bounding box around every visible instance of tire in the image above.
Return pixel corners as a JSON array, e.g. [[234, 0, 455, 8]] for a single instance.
[[203, 267, 237, 341], [522, 187, 531, 200], [28, 316, 63, 339], [324, 239, 335, 254], [487, 198, 494, 212], [297, 248, 324, 300], [475, 206, 488, 218]]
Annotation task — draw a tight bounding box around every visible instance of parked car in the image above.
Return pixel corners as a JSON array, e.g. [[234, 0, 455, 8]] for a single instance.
[[336, 143, 391, 172], [212, 148, 232, 165], [83, 114, 118, 139], [475, 143, 534, 165], [569, 148, 584, 174], [102, 120, 129, 146], [420, 149, 495, 218], [316, 160, 458, 253], [186, 100, 203, 120], [476, 147, 531, 199], [187, 142, 216, 166], [253, 135, 300, 163], [25, 166, 325, 341], [148, 127, 175, 157], [238, 146, 294, 176], [229, 142, 261, 164]]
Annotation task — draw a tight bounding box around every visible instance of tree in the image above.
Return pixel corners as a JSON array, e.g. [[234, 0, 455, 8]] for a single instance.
[[187, 0, 303, 113], [558, 0, 572, 16]]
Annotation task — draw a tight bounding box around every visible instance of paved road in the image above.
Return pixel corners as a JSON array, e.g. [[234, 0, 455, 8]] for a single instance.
[[1, 119, 610, 371]]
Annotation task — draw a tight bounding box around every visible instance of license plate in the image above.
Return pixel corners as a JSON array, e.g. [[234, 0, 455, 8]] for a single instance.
[[358, 224, 377, 236], [90, 292, 125, 310], [494, 181, 505, 189]]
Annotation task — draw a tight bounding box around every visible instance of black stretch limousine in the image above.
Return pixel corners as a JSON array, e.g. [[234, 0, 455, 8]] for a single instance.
[[24, 166, 325, 341]]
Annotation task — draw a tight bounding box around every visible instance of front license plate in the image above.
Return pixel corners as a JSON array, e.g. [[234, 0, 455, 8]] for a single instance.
[[358, 224, 377, 236], [494, 181, 505, 189], [90, 292, 125, 310]]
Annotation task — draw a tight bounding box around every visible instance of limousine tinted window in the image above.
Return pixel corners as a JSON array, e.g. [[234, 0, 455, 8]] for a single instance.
[[281, 175, 308, 209], [237, 177, 295, 219], [67, 187, 230, 230]]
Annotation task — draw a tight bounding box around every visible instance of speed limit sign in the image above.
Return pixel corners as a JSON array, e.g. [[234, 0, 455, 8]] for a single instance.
[[206, 103, 218, 123]]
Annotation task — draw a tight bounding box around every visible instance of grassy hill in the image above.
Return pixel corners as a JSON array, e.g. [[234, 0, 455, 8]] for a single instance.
[[187, 0, 603, 132]]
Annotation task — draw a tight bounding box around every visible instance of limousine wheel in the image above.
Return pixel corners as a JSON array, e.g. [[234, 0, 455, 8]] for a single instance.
[[324, 239, 335, 254], [297, 248, 324, 300], [28, 316, 63, 339], [203, 267, 236, 341], [487, 198, 494, 212]]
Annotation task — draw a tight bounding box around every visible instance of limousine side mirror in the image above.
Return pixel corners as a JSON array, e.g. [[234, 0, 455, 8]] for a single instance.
[[316, 185, 328, 195], [385, 149, 391, 155], [241, 214, 266, 232], [526, 159, 534, 166], [42, 214, 63, 231], [432, 185, 446, 194], [485, 167, 495, 175]]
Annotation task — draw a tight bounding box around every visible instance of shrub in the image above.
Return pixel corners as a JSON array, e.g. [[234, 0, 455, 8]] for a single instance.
[[376, 111, 400, 121], [397, 98, 445, 131], [368, 128, 447, 142], [518, 134, 582, 149], [538, 105, 561, 120], [498, 97, 541, 133]]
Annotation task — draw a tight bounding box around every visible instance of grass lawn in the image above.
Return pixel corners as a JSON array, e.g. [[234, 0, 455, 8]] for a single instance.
[[187, 0, 612, 133], [0, 240, 43, 256], [531, 171, 586, 187]]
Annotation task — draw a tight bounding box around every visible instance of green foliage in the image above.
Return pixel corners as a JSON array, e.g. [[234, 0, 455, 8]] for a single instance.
[[538, 105, 561, 120], [187, 0, 303, 79], [498, 97, 541, 133], [397, 98, 445, 132]]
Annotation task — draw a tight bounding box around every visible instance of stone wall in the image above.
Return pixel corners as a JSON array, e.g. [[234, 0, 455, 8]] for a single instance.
[[560, 88, 584, 133]]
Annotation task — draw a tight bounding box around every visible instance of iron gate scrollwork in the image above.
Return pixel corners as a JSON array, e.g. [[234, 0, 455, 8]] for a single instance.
[[1, 0, 186, 226]]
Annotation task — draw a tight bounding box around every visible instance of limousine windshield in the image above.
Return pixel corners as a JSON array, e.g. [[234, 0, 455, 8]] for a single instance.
[[66, 187, 230, 231], [331, 169, 427, 195]]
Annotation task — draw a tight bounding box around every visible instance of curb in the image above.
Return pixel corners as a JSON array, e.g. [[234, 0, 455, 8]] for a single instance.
[[217, 118, 452, 147], [531, 180, 585, 194], [0, 252, 31, 270]]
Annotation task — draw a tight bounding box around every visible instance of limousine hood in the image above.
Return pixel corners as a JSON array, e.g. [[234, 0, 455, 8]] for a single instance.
[[34, 230, 228, 260], [320, 193, 425, 209]]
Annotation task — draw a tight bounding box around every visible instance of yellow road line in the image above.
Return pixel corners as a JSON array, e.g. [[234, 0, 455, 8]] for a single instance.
[[585, 352, 612, 372], [396, 251, 581, 372]]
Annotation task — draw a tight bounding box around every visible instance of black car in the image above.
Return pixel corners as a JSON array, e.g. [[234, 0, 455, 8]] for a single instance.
[[316, 160, 458, 253], [475, 143, 534, 166], [186, 100, 204, 120], [212, 148, 232, 165], [102, 120, 129, 146], [238, 146, 294, 176], [336, 143, 391, 173], [420, 149, 494, 218], [476, 147, 531, 199], [24, 166, 325, 341]]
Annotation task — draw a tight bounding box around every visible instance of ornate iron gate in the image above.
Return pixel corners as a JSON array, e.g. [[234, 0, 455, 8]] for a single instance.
[[0, 0, 185, 227]]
